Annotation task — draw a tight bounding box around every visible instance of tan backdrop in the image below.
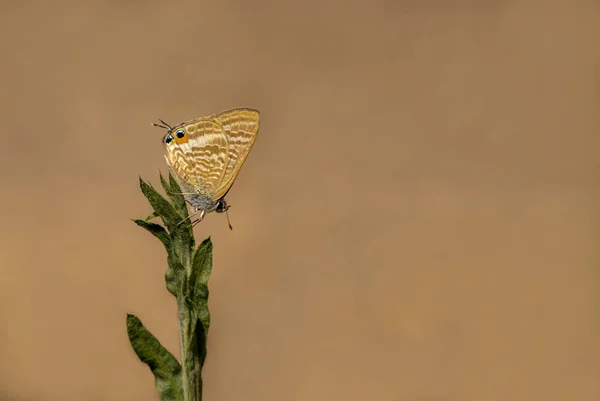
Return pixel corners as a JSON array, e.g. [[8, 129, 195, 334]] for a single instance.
[[1, 1, 599, 400]]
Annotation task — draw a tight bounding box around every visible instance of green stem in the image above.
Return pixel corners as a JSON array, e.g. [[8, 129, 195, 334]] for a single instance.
[[178, 296, 202, 401]]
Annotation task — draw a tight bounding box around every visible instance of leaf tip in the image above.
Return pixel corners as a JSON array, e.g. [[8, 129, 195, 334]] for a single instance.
[[126, 314, 139, 328]]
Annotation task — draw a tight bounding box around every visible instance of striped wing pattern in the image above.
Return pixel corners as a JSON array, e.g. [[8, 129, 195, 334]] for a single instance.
[[214, 109, 260, 199], [163, 108, 259, 205]]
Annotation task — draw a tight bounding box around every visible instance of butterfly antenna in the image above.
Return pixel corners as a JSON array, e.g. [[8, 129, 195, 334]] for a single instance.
[[151, 122, 168, 129], [151, 119, 173, 130], [159, 119, 173, 129], [225, 209, 233, 231]]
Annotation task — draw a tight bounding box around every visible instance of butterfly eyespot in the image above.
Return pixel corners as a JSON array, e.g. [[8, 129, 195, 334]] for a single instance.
[[176, 130, 185, 139], [164, 135, 173, 144]]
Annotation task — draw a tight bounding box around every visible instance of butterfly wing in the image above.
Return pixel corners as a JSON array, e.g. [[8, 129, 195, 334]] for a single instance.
[[213, 108, 260, 200], [163, 118, 229, 199]]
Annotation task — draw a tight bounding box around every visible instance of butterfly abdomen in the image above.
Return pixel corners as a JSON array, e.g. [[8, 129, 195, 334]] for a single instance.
[[186, 193, 220, 213]]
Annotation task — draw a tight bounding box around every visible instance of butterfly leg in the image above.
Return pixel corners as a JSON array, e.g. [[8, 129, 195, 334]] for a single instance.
[[176, 203, 208, 228], [191, 209, 206, 228], [177, 204, 200, 226]]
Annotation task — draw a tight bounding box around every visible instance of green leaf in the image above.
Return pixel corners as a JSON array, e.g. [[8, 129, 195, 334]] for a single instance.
[[195, 316, 208, 369], [160, 172, 173, 200], [137, 177, 195, 296], [192, 238, 213, 286], [168, 172, 189, 213], [159, 171, 189, 219], [194, 286, 210, 337], [133, 219, 172, 252], [160, 173, 195, 258], [126, 314, 183, 401], [189, 238, 213, 334], [139, 177, 180, 232], [145, 211, 159, 222], [171, 227, 194, 272], [165, 255, 184, 297]]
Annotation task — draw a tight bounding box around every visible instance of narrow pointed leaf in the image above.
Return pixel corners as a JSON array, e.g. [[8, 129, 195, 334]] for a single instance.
[[164, 265, 179, 296], [166, 252, 186, 297], [126, 314, 183, 401], [133, 219, 171, 252], [159, 172, 183, 211], [160, 172, 189, 219], [189, 238, 212, 334], [145, 211, 159, 222], [139, 177, 180, 232], [159, 171, 189, 218], [192, 238, 213, 286], [195, 285, 210, 335], [171, 227, 195, 272], [168, 172, 189, 214], [195, 316, 208, 369], [162, 174, 195, 255], [160, 172, 173, 200]]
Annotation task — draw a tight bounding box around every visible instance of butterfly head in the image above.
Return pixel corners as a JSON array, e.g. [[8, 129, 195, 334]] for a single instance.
[[153, 119, 192, 149], [215, 198, 230, 213], [163, 128, 189, 146]]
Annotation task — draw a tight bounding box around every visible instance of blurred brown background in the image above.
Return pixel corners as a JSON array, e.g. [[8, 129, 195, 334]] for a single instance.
[[1, 1, 599, 400]]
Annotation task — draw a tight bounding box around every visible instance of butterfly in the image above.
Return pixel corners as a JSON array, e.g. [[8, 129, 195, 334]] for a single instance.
[[152, 108, 260, 229]]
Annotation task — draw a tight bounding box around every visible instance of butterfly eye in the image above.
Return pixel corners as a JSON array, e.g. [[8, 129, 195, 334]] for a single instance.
[[164, 135, 173, 144], [176, 130, 185, 139]]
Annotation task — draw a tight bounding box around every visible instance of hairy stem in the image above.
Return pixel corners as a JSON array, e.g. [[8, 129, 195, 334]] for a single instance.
[[178, 297, 201, 401]]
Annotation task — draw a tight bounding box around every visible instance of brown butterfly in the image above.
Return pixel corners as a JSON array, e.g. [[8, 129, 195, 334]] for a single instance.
[[153, 108, 260, 229]]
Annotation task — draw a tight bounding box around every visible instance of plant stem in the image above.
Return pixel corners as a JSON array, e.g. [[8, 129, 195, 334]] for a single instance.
[[178, 296, 202, 401]]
